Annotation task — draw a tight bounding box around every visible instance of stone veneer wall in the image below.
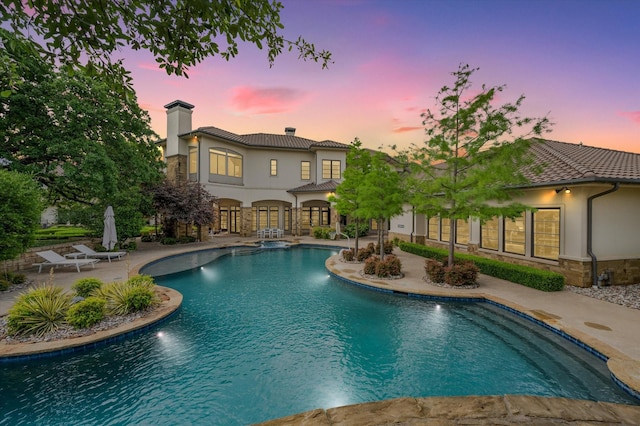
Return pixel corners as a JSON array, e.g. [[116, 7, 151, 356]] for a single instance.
[[240, 207, 253, 237], [389, 232, 639, 288], [165, 154, 187, 183]]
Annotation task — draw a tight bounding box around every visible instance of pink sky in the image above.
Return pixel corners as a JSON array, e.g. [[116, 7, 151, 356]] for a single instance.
[[129, 0, 639, 153]]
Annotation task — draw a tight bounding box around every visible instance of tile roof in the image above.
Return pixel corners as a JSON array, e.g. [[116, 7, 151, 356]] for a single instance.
[[182, 128, 350, 151], [287, 180, 339, 193], [523, 139, 640, 186]]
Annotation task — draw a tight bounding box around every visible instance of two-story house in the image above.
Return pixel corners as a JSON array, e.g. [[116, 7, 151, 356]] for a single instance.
[[157, 100, 350, 238]]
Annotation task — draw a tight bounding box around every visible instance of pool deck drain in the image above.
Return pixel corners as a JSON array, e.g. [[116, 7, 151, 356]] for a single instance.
[[1, 236, 639, 424]]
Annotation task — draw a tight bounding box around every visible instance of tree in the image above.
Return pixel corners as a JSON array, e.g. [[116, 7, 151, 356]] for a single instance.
[[0, 0, 332, 96], [329, 138, 371, 254], [358, 151, 405, 258], [405, 64, 551, 266], [152, 180, 216, 239], [0, 169, 43, 262], [0, 29, 165, 207]]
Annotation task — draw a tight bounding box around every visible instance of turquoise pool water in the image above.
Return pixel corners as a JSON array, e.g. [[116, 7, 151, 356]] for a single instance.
[[0, 246, 636, 425]]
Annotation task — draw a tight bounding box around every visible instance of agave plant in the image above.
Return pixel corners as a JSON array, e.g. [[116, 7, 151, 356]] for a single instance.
[[7, 285, 72, 337]]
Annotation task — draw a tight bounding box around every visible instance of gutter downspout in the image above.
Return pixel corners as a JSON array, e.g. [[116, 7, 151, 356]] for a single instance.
[[410, 206, 415, 243], [587, 183, 619, 287], [294, 194, 299, 236]]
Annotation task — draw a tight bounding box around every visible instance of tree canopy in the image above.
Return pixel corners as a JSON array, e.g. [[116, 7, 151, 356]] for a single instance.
[[0, 0, 332, 96], [0, 170, 43, 262], [404, 64, 551, 265], [357, 151, 405, 258], [329, 138, 371, 253], [152, 180, 217, 239], [0, 29, 165, 207]]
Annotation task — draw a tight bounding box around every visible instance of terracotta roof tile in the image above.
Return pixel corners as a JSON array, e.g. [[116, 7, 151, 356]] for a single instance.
[[523, 139, 640, 185], [287, 180, 339, 193], [183, 128, 350, 151]]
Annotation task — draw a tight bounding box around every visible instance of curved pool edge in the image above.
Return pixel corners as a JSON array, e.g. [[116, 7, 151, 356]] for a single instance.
[[324, 255, 640, 402], [0, 286, 182, 362], [256, 395, 640, 425]]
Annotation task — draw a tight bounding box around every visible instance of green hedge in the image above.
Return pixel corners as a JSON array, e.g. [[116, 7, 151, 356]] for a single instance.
[[398, 242, 565, 292]]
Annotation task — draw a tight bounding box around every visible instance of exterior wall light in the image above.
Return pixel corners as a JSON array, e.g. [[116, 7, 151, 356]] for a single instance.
[[555, 186, 571, 194]]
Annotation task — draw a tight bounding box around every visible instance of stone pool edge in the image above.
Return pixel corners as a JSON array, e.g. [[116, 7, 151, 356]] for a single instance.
[[0, 286, 182, 362], [324, 255, 640, 402]]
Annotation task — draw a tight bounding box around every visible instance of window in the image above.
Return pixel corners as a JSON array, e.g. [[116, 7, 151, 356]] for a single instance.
[[455, 219, 469, 245], [210, 149, 226, 175], [441, 218, 451, 242], [228, 152, 242, 177], [301, 161, 310, 180], [504, 213, 526, 255], [270, 159, 277, 176], [427, 216, 439, 240], [481, 217, 499, 250], [533, 209, 560, 260], [322, 160, 341, 179], [209, 148, 243, 181], [188, 146, 198, 181]]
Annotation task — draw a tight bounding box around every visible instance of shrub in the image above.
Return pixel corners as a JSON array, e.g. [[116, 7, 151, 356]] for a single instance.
[[2, 272, 27, 285], [444, 262, 479, 286], [343, 222, 369, 238], [375, 241, 394, 255], [7, 285, 72, 337], [161, 237, 177, 245], [121, 241, 137, 251], [177, 236, 196, 244], [126, 275, 155, 288], [0, 279, 10, 291], [425, 258, 446, 283], [400, 241, 564, 291], [72, 277, 104, 298], [375, 255, 402, 278], [363, 255, 379, 275], [341, 248, 355, 261], [125, 286, 155, 312], [311, 226, 330, 239], [94, 277, 158, 315], [65, 297, 106, 329], [356, 246, 373, 262]]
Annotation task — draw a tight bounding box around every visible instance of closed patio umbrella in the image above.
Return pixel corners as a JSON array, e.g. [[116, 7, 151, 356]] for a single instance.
[[102, 206, 118, 250]]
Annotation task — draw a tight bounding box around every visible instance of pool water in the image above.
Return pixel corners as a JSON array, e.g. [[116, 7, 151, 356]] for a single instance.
[[0, 246, 636, 425]]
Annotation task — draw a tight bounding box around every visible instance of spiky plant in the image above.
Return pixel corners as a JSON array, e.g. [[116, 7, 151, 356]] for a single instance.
[[7, 285, 72, 337]]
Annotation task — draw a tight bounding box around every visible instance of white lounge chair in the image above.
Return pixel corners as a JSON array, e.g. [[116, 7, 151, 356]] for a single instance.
[[70, 244, 126, 262], [33, 250, 100, 273]]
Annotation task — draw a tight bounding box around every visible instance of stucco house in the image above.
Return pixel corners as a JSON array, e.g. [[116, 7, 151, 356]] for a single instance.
[[157, 100, 350, 238], [389, 139, 640, 288]]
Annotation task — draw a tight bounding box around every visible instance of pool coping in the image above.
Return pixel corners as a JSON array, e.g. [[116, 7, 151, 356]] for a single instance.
[[324, 255, 640, 402]]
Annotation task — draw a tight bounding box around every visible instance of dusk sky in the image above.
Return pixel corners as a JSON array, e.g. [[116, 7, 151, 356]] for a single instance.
[[129, 0, 639, 153]]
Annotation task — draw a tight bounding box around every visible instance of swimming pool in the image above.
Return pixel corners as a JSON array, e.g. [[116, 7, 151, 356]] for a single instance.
[[0, 245, 636, 425]]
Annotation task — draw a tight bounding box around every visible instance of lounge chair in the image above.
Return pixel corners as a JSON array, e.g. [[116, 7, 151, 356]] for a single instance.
[[33, 250, 100, 273], [70, 244, 126, 262]]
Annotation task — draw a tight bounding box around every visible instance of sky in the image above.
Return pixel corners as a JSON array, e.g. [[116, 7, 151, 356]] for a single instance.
[[128, 0, 639, 153]]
